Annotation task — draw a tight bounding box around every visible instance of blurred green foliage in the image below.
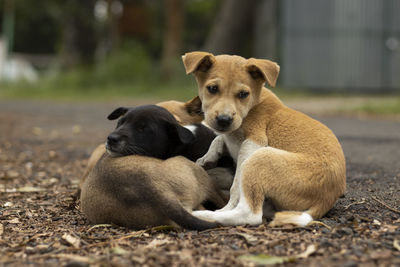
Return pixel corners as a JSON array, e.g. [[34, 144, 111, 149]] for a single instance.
[[353, 98, 400, 115], [0, 41, 199, 101], [0, 0, 223, 100]]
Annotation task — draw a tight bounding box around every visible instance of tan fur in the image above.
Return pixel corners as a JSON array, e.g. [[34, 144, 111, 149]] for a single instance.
[[157, 96, 204, 125], [81, 154, 225, 229], [79, 143, 106, 191], [183, 51, 346, 226]]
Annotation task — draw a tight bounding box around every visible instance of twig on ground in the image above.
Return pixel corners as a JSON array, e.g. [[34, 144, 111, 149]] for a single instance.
[[344, 200, 365, 210], [308, 221, 332, 230], [372, 196, 400, 214]]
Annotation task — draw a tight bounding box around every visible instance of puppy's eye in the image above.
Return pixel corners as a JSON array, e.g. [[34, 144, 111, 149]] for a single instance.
[[206, 85, 219, 94], [237, 91, 249, 99], [135, 123, 147, 133]]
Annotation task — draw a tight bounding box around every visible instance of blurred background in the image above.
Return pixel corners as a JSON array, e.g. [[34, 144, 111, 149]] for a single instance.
[[0, 0, 399, 109]]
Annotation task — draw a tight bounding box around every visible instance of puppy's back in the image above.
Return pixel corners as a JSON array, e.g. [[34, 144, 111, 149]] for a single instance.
[[80, 154, 221, 230]]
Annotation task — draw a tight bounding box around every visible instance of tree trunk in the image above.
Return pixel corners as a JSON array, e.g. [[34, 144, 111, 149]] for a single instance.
[[60, 0, 98, 68], [161, 0, 184, 80], [204, 0, 257, 55], [253, 0, 278, 60]]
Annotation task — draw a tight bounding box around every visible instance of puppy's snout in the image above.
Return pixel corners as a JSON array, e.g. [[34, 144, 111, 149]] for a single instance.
[[107, 133, 120, 145], [216, 115, 233, 128]]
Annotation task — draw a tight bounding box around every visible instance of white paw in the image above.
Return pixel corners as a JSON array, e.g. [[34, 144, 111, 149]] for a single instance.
[[196, 154, 218, 168]]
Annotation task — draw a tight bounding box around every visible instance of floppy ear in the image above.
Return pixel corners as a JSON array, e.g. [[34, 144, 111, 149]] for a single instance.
[[184, 96, 203, 117], [167, 122, 195, 145], [246, 58, 280, 87], [182, 51, 215, 74], [107, 107, 129, 120]]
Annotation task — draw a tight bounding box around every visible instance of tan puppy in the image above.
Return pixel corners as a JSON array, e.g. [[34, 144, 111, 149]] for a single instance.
[[183, 51, 346, 227], [81, 153, 223, 230]]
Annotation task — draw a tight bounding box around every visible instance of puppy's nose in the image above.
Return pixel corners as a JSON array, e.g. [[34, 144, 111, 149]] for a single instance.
[[216, 115, 233, 128], [107, 133, 120, 145]]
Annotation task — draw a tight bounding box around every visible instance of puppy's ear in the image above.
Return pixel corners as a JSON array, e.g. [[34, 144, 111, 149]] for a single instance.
[[184, 96, 203, 117], [107, 107, 129, 120], [246, 58, 280, 87], [182, 51, 215, 74], [167, 122, 195, 145]]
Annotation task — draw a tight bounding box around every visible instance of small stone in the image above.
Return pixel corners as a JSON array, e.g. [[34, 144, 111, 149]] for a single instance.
[[6, 170, 19, 179], [321, 228, 330, 234], [373, 219, 381, 226], [48, 150, 57, 158], [343, 260, 358, 267], [338, 227, 353, 235]]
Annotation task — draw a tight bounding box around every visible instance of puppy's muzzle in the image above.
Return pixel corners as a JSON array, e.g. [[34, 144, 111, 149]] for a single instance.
[[106, 133, 123, 153], [216, 115, 233, 130]]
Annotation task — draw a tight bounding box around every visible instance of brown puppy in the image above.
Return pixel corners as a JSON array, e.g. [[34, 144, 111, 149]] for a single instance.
[[80, 105, 225, 230], [183, 52, 346, 227], [81, 153, 223, 230]]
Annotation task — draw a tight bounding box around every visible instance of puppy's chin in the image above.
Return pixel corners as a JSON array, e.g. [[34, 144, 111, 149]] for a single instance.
[[207, 119, 242, 134]]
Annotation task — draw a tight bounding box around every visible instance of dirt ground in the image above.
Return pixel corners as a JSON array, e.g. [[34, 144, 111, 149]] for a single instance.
[[0, 99, 399, 266]]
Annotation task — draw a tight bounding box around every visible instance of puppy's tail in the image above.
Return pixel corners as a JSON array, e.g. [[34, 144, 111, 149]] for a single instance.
[[152, 195, 220, 231], [269, 211, 313, 227]]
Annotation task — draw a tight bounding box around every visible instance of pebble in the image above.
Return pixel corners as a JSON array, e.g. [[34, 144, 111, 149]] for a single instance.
[[338, 227, 353, 235], [321, 228, 330, 234], [343, 260, 358, 267]]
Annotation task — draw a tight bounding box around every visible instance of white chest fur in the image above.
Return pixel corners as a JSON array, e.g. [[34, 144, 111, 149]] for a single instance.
[[222, 130, 245, 162]]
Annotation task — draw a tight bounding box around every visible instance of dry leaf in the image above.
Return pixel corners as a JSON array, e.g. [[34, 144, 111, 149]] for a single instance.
[[56, 254, 93, 263], [8, 218, 20, 224], [87, 224, 113, 232], [0, 223, 3, 236], [296, 244, 317, 259], [32, 127, 44, 136], [62, 233, 81, 249], [4, 202, 13, 207], [145, 239, 170, 248], [111, 246, 128, 255], [5, 170, 19, 179], [239, 254, 296, 265], [373, 219, 381, 226], [5, 186, 45, 193], [236, 233, 258, 243], [72, 125, 81, 134], [394, 240, 400, 251]]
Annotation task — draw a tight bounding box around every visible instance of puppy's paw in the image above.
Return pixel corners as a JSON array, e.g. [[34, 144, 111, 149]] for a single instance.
[[196, 155, 218, 169], [192, 210, 217, 221]]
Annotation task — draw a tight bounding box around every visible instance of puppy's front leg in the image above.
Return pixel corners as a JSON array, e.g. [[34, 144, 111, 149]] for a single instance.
[[196, 135, 226, 169], [218, 139, 266, 211]]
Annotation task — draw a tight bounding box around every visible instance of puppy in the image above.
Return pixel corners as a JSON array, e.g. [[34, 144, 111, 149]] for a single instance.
[[78, 96, 232, 191], [183, 52, 346, 227], [80, 105, 225, 230]]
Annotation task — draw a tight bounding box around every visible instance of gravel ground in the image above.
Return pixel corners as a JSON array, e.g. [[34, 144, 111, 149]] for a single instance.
[[0, 99, 399, 266]]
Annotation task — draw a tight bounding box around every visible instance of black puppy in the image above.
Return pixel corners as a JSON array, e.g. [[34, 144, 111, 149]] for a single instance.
[[106, 105, 217, 161]]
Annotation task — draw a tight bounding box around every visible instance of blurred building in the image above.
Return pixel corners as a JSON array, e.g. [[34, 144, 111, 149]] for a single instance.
[[280, 0, 400, 92]]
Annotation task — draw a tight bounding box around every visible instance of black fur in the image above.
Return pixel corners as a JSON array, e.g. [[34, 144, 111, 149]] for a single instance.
[[106, 104, 232, 164], [106, 105, 195, 159]]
